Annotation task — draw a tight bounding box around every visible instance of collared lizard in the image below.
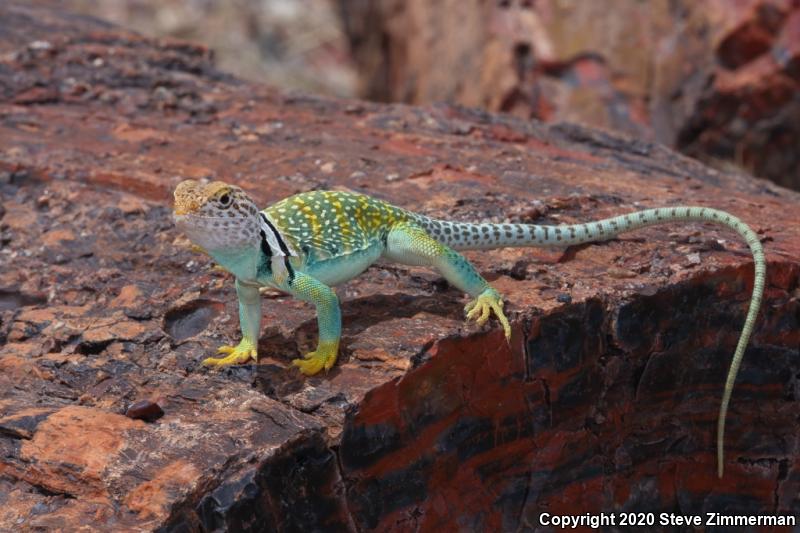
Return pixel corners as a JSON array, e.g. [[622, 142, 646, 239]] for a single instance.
[[173, 179, 765, 477]]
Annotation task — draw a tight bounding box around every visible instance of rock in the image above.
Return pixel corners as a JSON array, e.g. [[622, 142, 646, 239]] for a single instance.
[[125, 400, 165, 422], [41, 228, 75, 246], [13, 86, 60, 105], [0, 1, 799, 530], [338, 0, 800, 191], [109, 285, 143, 309]]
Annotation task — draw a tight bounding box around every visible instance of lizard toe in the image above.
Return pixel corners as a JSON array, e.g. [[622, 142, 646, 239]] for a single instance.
[[491, 302, 512, 342], [292, 340, 339, 376], [464, 289, 512, 341], [292, 356, 326, 376], [203, 340, 257, 367]]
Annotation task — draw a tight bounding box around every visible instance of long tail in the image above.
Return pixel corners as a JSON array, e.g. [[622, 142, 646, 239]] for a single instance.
[[411, 206, 766, 477]]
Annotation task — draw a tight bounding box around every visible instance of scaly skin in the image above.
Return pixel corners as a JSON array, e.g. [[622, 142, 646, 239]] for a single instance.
[[173, 179, 765, 478]]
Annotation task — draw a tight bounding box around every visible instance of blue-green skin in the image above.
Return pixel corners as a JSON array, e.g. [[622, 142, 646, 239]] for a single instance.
[[190, 187, 765, 479]]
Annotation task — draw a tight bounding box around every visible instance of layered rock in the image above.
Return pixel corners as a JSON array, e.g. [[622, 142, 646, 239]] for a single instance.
[[1, 2, 799, 530]]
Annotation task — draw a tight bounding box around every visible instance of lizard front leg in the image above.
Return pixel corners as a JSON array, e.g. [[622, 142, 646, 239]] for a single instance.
[[287, 271, 342, 376], [384, 223, 511, 340], [203, 279, 261, 367]]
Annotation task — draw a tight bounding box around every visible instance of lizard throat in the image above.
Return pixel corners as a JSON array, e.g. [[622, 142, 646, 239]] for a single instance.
[[174, 213, 259, 253]]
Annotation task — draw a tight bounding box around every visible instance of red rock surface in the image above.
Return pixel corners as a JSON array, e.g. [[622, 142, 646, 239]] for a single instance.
[[0, 2, 799, 530], [339, 0, 800, 192]]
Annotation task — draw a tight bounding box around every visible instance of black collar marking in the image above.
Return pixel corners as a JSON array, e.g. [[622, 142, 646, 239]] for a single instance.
[[258, 214, 295, 284], [259, 213, 292, 256]]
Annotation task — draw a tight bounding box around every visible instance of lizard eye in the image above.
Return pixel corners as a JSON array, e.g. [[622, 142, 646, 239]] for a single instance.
[[219, 193, 232, 207]]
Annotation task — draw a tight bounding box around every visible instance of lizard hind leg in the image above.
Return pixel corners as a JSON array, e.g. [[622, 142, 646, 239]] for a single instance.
[[384, 223, 512, 341]]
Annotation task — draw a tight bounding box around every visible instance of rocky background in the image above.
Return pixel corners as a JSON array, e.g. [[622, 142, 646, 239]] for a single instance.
[[1, 1, 799, 531], [338, 0, 800, 193], [63, 0, 359, 97], [59, 0, 800, 193]]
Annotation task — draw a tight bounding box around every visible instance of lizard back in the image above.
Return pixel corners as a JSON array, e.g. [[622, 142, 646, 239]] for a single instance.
[[265, 190, 410, 264]]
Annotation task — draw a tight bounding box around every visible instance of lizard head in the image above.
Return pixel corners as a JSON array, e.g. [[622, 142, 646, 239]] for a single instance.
[[173, 179, 261, 252]]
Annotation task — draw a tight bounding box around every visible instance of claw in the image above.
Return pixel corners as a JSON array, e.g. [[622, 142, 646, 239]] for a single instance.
[[202, 339, 257, 367], [465, 289, 512, 342]]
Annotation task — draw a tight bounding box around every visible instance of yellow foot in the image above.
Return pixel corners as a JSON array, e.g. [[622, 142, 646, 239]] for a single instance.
[[202, 339, 257, 367], [465, 288, 511, 341], [292, 340, 339, 376]]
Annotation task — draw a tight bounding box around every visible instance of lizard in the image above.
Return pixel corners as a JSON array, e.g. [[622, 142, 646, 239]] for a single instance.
[[172, 179, 765, 478]]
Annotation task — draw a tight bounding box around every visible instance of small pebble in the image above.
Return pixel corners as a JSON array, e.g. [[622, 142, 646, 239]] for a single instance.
[[125, 400, 164, 422]]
